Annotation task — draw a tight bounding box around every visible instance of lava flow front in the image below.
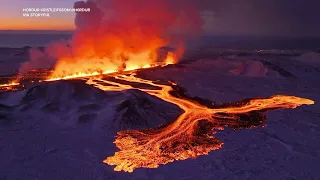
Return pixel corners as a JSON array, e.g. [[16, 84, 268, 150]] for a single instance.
[[84, 73, 315, 173]]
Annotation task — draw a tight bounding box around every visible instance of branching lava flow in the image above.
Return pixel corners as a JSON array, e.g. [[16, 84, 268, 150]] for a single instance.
[[85, 73, 314, 173]]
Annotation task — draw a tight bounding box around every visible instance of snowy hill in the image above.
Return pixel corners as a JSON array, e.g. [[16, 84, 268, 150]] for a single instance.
[[295, 52, 320, 66], [1, 80, 182, 131]]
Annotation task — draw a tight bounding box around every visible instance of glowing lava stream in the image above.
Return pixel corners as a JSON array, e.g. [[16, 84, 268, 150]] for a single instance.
[[0, 82, 20, 87], [86, 73, 315, 173], [0, 82, 21, 92]]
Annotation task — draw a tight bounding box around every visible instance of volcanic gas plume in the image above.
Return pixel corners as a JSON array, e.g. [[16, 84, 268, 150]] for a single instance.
[[0, 0, 315, 174], [19, 0, 203, 80]]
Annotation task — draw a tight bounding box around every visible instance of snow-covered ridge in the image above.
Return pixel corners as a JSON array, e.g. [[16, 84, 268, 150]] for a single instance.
[[294, 52, 320, 66], [1, 80, 182, 130], [229, 60, 280, 77]]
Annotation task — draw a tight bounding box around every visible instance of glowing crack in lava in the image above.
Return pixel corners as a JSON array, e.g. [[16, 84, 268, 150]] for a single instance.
[[85, 73, 315, 173], [0, 82, 21, 92]]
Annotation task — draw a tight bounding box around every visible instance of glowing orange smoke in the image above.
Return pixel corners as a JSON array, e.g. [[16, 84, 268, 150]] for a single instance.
[[84, 73, 315, 173], [0, 0, 314, 172], [47, 52, 176, 81], [18, 0, 202, 81]]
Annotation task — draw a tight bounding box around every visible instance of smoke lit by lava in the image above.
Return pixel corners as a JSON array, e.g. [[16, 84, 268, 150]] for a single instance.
[[0, 0, 315, 174], [19, 0, 204, 80]]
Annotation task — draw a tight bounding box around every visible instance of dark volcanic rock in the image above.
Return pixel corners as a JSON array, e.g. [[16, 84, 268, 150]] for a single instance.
[[0, 104, 12, 112], [22, 46, 32, 50], [0, 104, 13, 123], [260, 60, 296, 78]]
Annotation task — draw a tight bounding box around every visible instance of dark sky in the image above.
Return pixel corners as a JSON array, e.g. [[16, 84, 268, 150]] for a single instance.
[[200, 0, 320, 37], [0, 0, 319, 37]]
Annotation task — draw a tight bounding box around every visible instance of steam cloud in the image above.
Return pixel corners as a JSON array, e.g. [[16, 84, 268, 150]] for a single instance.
[[20, 0, 205, 74]]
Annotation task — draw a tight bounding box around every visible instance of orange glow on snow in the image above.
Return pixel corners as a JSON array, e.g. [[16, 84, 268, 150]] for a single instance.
[[85, 73, 315, 173]]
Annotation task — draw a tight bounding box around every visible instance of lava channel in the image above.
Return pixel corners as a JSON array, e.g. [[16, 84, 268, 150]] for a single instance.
[[85, 73, 314, 173]]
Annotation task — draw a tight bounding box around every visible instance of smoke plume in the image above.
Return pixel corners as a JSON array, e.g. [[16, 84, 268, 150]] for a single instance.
[[20, 0, 205, 77]]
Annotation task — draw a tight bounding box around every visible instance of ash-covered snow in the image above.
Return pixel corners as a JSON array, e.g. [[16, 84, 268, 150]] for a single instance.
[[0, 50, 319, 179]]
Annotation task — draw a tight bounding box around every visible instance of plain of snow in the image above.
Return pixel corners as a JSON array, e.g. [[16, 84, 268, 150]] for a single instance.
[[0, 51, 319, 180], [295, 52, 320, 67]]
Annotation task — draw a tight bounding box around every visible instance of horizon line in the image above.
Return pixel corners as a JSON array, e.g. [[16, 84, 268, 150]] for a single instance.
[[0, 30, 319, 38]]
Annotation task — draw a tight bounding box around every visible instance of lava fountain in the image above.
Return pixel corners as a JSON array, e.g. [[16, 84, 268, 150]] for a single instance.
[[85, 73, 314, 173]]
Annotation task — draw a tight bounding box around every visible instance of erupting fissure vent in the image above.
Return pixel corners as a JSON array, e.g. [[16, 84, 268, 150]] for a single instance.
[[0, 0, 315, 173]]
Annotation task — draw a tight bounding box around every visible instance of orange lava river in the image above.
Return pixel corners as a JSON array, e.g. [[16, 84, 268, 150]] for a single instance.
[[83, 73, 315, 173], [0, 69, 315, 173]]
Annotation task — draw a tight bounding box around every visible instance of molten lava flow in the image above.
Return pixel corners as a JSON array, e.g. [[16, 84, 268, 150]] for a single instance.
[[0, 81, 21, 92], [0, 51, 176, 90], [0, 82, 19, 87], [1, 0, 311, 170], [0, 67, 315, 172], [46, 52, 176, 81], [85, 73, 315, 173]]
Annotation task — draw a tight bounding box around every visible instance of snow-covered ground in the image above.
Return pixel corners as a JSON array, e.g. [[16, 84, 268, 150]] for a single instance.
[[0, 50, 319, 179], [295, 52, 320, 67]]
